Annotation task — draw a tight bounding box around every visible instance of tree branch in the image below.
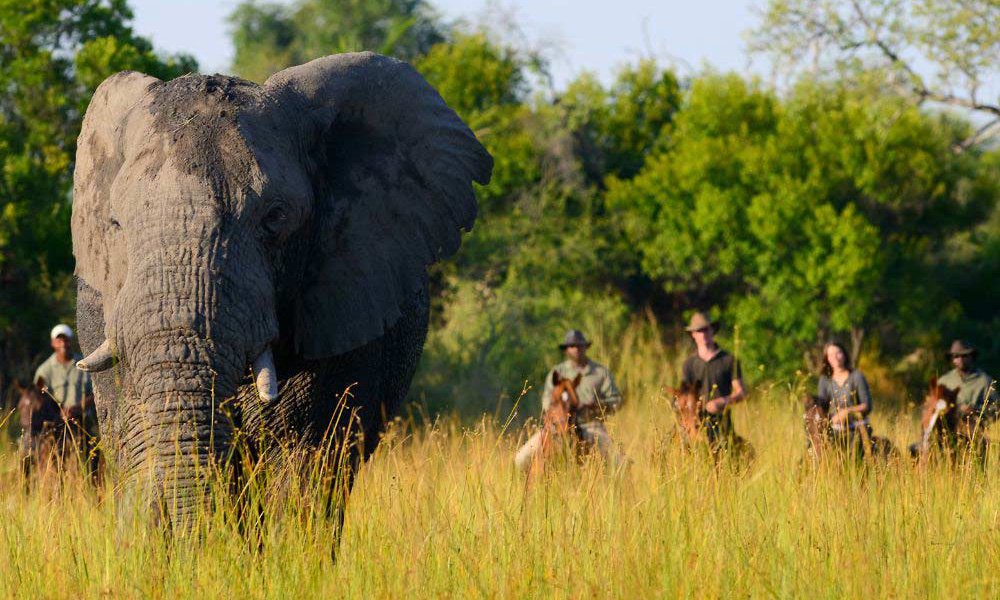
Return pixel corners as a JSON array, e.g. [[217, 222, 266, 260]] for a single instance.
[[954, 118, 1000, 153]]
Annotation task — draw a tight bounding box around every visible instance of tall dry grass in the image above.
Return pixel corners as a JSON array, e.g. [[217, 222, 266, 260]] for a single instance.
[[1, 320, 998, 598]]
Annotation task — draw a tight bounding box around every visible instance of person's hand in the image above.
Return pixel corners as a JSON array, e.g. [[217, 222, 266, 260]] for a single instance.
[[830, 409, 849, 426], [62, 405, 82, 422], [705, 398, 727, 415]]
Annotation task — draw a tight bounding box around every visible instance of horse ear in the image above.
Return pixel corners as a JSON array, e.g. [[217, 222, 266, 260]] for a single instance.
[[12, 379, 24, 394], [572, 373, 582, 388], [930, 377, 938, 389], [551, 371, 561, 387]]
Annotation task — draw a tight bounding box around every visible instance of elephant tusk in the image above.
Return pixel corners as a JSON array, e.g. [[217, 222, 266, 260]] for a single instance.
[[253, 347, 279, 402], [77, 340, 116, 372]]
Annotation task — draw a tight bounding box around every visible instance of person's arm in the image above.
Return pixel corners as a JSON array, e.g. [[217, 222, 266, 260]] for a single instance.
[[597, 370, 623, 414], [706, 360, 746, 413], [817, 377, 830, 403], [725, 378, 746, 406], [968, 377, 998, 423], [34, 364, 48, 391]]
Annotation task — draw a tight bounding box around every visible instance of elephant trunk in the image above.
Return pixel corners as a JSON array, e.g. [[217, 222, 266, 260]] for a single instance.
[[111, 276, 269, 525], [104, 204, 278, 525], [119, 335, 239, 526]]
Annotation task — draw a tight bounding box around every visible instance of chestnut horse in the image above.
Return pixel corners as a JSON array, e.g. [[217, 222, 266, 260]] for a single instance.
[[802, 394, 831, 459], [528, 371, 583, 479], [910, 378, 984, 462], [666, 381, 703, 446], [803, 393, 896, 463], [13, 381, 68, 479]]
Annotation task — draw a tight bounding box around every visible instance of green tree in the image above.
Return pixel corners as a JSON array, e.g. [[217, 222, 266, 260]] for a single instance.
[[0, 0, 194, 389], [607, 74, 997, 375], [228, 0, 444, 82]]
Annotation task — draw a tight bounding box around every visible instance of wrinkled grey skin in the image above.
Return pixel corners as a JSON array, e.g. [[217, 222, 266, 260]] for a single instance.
[[71, 53, 492, 525]]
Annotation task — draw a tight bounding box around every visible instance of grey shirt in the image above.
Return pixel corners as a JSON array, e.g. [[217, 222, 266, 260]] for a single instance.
[[817, 370, 872, 431]]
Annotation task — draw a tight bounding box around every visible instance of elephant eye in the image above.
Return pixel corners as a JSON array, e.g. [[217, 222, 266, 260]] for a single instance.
[[109, 217, 121, 231], [261, 205, 288, 239]]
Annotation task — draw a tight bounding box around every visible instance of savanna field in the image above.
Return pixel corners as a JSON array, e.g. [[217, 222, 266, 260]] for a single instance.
[[2, 327, 998, 599]]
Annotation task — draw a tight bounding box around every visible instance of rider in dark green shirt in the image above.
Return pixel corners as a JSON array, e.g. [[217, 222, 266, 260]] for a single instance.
[[680, 312, 748, 453]]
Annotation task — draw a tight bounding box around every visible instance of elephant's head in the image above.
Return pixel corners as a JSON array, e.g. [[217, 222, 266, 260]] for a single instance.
[[71, 53, 491, 522]]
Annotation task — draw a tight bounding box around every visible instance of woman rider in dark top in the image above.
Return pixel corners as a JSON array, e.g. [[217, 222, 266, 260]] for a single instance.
[[817, 341, 873, 453]]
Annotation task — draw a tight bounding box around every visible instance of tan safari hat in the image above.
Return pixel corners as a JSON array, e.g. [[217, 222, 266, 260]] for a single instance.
[[684, 311, 719, 333], [949, 339, 976, 357]]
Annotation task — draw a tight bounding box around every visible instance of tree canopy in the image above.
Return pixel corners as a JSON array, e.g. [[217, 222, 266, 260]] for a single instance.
[[228, 0, 444, 82], [0, 0, 194, 380], [1, 0, 997, 415]]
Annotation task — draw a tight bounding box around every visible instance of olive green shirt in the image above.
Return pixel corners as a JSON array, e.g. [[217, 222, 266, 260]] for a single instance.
[[938, 368, 997, 421], [541, 359, 623, 421], [34, 353, 92, 410]]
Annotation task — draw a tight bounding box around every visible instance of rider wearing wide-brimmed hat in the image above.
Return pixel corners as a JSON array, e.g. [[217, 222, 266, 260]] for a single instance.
[[680, 311, 749, 454], [514, 329, 625, 470], [938, 339, 998, 430]]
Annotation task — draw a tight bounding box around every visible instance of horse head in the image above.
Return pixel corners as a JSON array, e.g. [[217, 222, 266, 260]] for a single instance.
[[667, 381, 703, 441], [13, 380, 62, 435], [922, 377, 961, 434], [550, 371, 583, 412]]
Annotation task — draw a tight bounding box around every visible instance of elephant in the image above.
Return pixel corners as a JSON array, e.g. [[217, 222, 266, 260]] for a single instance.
[[71, 52, 492, 527]]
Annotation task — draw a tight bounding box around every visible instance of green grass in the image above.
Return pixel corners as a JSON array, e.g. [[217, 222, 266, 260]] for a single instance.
[[2, 331, 999, 598]]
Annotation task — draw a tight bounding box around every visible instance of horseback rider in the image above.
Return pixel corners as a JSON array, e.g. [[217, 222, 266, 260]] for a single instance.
[[680, 312, 749, 454], [938, 340, 997, 436], [816, 340, 875, 456], [33, 324, 99, 474], [514, 329, 625, 470]]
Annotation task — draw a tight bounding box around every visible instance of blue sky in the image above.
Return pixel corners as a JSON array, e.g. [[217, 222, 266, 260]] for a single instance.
[[129, 0, 766, 88]]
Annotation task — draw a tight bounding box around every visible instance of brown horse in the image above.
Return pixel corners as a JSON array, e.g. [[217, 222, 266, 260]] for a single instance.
[[666, 382, 753, 462], [802, 394, 831, 459], [528, 371, 583, 479], [910, 378, 984, 462], [803, 393, 896, 463], [666, 381, 704, 446], [13, 381, 69, 479]]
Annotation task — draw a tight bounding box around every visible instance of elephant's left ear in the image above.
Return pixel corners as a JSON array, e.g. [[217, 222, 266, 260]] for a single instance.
[[265, 52, 492, 359]]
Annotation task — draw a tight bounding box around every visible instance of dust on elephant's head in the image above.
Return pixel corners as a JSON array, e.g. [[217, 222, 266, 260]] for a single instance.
[[70, 53, 491, 490]]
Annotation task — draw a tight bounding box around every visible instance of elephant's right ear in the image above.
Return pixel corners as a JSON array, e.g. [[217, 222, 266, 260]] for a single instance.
[[265, 53, 492, 359], [72, 71, 161, 296]]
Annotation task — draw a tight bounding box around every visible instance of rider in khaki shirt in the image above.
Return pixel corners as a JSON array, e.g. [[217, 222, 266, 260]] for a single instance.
[[938, 340, 998, 433], [33, 324, 98, 443], [515, 330, 625, 470]]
